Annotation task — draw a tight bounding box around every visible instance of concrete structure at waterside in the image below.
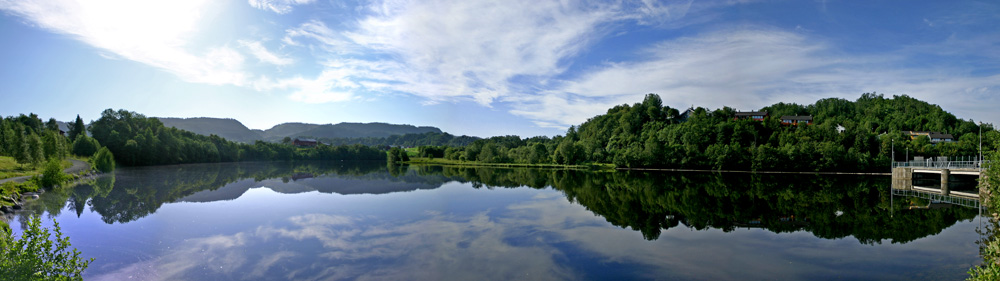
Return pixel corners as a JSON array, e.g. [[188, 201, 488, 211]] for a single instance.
[[891, 158, 982, 200]]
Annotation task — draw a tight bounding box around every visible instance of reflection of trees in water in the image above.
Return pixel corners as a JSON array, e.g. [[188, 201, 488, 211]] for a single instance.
[[18, 161, 389, 226], [19, 162, 979, 245], [418, 167, 979, 244]]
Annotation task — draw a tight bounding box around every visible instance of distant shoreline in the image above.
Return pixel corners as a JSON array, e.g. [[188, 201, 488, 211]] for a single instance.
[[406, 158, 891, 175], [617, 167, 890, 176]]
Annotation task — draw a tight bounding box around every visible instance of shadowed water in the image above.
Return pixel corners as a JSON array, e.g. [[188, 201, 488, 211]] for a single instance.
[[10, 161, 984, 280]]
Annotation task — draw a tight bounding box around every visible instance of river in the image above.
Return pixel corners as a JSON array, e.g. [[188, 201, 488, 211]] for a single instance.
[[8, 161, 985, 280]]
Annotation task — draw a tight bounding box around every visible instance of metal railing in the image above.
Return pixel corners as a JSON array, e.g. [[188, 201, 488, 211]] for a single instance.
[[892, 160, 982, 169], [891, 188, 982, 209]]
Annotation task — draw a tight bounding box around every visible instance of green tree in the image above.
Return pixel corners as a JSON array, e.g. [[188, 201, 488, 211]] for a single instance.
[[45, 118, 59, 132], [68, 115, 86, 142], [92, 147, 115, 173], [71, 135, 100, 157], [27, 132, 45, 166], [969, 133, 1000, 280], [0, 216, 93, 280], [41, 131, 68, 160], [9, 126, 32, 167]]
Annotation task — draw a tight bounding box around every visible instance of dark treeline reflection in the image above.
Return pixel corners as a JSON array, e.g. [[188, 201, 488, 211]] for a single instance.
[[18, 162, 978, 245], [411, 166, 980, 244]]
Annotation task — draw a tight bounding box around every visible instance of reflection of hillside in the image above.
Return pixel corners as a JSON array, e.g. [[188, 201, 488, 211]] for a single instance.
[[48, 162, 460, 224], [414, 167, 980, 244], [25, 162, 980, 244]]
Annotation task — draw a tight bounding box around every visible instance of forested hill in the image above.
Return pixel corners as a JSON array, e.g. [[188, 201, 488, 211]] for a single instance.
[[157, 117, 443, 143], [92, 109, 385, 166], [428, 93, 996, 172], [571, 93, 990, 170]]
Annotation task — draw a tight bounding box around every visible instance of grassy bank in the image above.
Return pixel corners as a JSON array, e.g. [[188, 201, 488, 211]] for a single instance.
[[0, 156, 75, 180], [1, 157, 92, 212], [405, 157, 615, 170]]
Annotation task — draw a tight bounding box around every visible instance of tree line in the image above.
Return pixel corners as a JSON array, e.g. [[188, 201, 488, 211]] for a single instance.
[[318, 131, 479, 148], [414, 93, 995, 172], [89, 109, 385, 166]]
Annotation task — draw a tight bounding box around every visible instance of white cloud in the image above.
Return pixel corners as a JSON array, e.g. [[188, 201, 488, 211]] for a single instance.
[[282, 20, 358, 52], [0, 0, 249, 86], [509, 27, 1000, 129], [248, 0, 314, 14], [331, 0, 623, 105], [239, 40, 294, 65], [265, 0, 764, 119], [512, 28, 832, 127]]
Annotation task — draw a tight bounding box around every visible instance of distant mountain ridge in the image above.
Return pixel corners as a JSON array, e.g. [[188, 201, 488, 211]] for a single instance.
[[159, 117, 263, 143], [157, 117, 443, 143]]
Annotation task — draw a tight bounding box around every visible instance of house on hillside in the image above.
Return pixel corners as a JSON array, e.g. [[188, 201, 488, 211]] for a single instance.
[[904, 131, 954, 143], [734, 111, 768, 121], [293, 138, 319, 147], [677, 107, 695, 122], [780, 116, 813, 126]]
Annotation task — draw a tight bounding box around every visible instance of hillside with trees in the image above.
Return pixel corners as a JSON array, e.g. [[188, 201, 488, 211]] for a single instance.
[[90, 109, 385, 166], [416, 93, 994, 172]]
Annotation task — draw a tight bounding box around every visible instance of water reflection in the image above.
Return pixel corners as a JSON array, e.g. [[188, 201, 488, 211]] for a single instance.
[[16, 162, 978, 245], [6, 162, 985, 280]]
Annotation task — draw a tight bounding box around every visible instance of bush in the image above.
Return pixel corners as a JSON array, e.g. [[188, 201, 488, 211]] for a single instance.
[[71, 135, 100, 157], [39, 159, 66, 187], [92, 147, 115, 173], [0, 216, 93, 280]]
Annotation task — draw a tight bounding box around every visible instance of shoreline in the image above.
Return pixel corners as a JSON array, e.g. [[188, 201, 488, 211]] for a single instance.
[[617, 167, 891, 176], [406, 158, 891, 175]]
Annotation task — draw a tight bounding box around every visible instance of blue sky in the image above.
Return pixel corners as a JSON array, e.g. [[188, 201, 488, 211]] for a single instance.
[[0, 0, 997, 137]]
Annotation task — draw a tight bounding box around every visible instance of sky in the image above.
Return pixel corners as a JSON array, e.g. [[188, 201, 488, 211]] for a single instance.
[[0, 0, 997, 138]]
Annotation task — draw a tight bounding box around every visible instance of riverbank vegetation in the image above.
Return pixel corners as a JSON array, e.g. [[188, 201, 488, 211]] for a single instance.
[[967, 140, 1000, 280], [404, 93, 994, 173], [0, 114, 100, 213]]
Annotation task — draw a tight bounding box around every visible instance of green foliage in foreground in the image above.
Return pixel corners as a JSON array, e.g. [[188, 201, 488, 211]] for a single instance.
[[967, 134, 1000, 280], [0, 216, 93, 280]]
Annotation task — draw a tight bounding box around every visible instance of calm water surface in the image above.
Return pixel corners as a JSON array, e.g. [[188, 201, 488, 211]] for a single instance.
[[8, 162, 985, 280]]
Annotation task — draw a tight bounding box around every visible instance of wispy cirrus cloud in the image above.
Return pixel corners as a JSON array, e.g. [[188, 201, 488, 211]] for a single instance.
[[264, 0, 706, 106], [239, 40, 294, 66], [247, 0, 314, 14]]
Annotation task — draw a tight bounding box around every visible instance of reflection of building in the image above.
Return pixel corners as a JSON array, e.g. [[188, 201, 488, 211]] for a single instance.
[[293, 138, 318, 147], [780, 115, 813, 126], [903, 131, 954, 143], [734, 111, 767, 121]]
